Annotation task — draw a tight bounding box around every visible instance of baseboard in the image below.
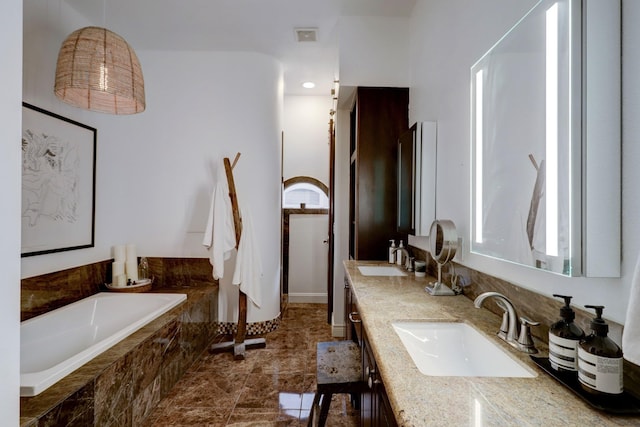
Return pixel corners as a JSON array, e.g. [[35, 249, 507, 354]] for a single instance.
[[331, 323, 345, 338], [331, 312, 346, 338], [288, 293, 327, 304]]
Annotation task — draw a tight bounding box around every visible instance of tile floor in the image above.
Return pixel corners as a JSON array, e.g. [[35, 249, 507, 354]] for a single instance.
[[144, 303, 360, 426]]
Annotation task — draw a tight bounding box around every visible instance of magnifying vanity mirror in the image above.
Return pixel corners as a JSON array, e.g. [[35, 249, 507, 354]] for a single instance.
[[426, 220, 458, 296], [470, 0, 620, 277]]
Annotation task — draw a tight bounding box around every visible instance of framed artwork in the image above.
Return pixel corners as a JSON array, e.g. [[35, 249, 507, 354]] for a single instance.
[[21, 103, 96, 257]]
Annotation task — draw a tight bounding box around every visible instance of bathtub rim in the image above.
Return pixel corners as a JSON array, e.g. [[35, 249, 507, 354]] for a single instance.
[[20, 292, 187, 397]]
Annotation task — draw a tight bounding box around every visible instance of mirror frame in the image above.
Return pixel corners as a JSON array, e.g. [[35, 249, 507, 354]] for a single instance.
[[397, 124, 416, 235], [470, 0, 620, 277], [398, 121, 437, 237]]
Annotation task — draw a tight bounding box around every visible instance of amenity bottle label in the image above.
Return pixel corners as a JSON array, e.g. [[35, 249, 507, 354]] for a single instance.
[[549, 335, 579, 371], [577, 348, 623, 394]]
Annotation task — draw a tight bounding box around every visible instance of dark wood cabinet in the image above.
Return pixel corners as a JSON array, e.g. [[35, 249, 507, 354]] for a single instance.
[[344, 277, 361, 345], [362, 327, 397, 427], [349, 87, 410, 260], [345, 280, 398, 427], [361, 329, 375, 427]]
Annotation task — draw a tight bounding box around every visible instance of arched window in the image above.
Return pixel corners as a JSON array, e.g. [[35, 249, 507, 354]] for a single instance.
[[283, 177, 329, 209]]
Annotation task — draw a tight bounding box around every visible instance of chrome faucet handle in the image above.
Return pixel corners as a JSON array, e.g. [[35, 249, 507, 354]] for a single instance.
[[517, 317, 540, 354], [406, 256, 414, 272], [498, 310, 509, 341], [392, 247, 412, 271], [494, 299, 515, 341], [474, 292, 519, 344]]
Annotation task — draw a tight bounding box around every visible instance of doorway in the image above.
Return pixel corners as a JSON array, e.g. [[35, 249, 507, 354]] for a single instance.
[[282, 177, 329, 304]]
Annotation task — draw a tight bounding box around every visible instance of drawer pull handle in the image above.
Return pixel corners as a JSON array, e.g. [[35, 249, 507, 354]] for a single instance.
[[367, 376, 381, 389], [348, 312, 361, 324]]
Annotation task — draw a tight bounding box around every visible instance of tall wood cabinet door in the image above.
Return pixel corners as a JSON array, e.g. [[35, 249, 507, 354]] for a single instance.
[[350, 87, 409, 261]]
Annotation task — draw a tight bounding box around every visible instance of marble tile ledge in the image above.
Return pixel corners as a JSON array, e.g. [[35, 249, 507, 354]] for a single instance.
[[344, 260, 640, 427]]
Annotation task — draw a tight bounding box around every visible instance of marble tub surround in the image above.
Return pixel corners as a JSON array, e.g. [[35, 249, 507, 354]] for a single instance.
[[344, 260, 640, 426], [146, 257, 218, 289], [21, 257, 217, 321], [20, 286, 218, 427], [21, 260, 110, 321]]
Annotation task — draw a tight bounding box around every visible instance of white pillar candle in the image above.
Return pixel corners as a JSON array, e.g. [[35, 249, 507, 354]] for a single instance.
[[126, 260, 139, 281], [125, 243, 137, 264], [113, 245, 126, 262], [112, 261, 125, 278], [113, 274, 127, 288]]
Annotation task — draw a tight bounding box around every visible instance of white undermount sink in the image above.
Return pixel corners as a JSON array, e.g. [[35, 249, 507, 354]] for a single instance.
[[392, 321, 536, 378], [357, 265, 407, 276]]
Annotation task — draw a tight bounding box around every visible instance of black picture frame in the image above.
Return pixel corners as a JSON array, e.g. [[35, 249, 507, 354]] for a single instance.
[[21, 102, 96, 257]]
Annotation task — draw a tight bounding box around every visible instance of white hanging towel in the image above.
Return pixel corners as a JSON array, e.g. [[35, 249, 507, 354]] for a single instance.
[[233, 208, 263, 308], [623, 252, 640, 365], [202, 165, 237, 280]]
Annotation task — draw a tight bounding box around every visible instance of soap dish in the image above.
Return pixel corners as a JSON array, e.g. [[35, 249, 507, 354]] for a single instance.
[[530, 356, 640, 415]]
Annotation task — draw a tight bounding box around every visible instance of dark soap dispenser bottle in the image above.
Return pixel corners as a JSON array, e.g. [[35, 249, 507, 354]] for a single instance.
[[578, 305, 624, 397], [549, 294, 584, 373]]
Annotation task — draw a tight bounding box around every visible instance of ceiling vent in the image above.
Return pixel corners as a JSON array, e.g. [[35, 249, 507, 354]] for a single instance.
[[295, 28, 318, 42]]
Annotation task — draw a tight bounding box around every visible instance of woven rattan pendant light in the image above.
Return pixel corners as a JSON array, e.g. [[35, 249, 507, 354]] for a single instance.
[[54, 26, 145, 114]]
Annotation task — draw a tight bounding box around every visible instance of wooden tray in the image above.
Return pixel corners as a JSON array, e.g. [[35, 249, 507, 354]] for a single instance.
[[106, 278, 152, 293]]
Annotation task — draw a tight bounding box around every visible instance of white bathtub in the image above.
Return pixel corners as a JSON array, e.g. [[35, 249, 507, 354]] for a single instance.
[[21, 292, 187, 397]]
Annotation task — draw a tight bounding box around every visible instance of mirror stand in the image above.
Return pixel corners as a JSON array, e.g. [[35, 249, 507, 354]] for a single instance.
[[426, 220, 459, 296], [425, 263, 456, 296]]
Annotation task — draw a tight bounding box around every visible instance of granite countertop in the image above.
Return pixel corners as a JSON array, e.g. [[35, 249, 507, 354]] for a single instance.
[[344, 260, 640, 427]]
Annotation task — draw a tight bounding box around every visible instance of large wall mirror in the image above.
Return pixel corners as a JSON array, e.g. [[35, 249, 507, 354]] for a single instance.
[[470, 0, 620, 277]]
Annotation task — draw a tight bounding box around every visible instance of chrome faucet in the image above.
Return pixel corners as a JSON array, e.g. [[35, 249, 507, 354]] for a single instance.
[[473, 291, 539, 353], [392, 247, 413, 271]]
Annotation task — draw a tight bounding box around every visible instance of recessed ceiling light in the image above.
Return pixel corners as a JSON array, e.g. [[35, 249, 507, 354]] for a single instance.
[[302, 82, 315, 89]]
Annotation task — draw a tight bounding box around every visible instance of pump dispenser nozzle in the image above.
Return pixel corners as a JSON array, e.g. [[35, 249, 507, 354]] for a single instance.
[[585, 305, 609, 336], [553, 294, 576, 322]]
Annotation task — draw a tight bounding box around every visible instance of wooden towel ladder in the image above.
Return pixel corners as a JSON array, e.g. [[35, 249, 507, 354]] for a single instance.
[[210, 153, 266, 360]]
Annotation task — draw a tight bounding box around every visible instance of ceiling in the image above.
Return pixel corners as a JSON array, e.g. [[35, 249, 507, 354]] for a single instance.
[[64, 0, 416, 96]]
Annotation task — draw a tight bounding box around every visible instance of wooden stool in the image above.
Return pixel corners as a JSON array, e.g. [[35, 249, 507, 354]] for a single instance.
[[308, 341, 366, 427]]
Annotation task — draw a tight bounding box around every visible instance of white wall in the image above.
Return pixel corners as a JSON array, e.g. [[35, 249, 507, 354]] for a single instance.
[[338, 16, 411, 88], [408, 0, 637, 324], [283, 95, 332, 184], [22, 0, 283, 324], [1, 0, 22, 422]]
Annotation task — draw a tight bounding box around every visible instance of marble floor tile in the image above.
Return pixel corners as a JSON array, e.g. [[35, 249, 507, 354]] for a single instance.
[[145, 303, 359, 426]]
